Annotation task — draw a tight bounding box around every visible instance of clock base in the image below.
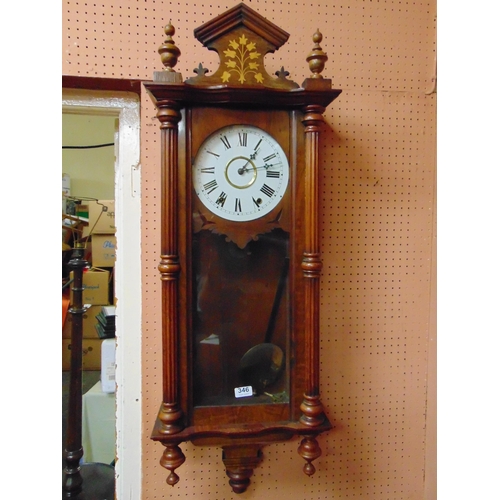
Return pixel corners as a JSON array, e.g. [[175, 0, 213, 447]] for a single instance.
[[152, 414, 332, 492]]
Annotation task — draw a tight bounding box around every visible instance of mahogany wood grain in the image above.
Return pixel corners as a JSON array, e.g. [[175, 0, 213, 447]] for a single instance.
[[156, 103, 185, 434], [300, 103, 328, 427], [145, 83, 340, 489]]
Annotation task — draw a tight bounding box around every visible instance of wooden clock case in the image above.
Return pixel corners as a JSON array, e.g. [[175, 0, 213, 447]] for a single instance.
[[144, 3, 341, 493]]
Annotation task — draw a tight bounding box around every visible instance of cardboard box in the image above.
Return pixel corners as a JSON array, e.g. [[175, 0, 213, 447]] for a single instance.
[[88, 200, 116, 234], [91, 234, 116, 268], [63, 305, 102, 339], [62, 339, 103, 371], [70, 268, 110, 306]]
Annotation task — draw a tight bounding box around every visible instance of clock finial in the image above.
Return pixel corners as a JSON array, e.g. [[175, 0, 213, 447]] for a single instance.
[[154, 20, 183, 83], [159, 21, 180, 71], [302, 29, 333, 90], [306, 29, 328, 79]]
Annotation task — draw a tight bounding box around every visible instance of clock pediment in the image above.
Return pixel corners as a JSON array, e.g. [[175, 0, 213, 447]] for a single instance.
[[186, 3, 299, 89]]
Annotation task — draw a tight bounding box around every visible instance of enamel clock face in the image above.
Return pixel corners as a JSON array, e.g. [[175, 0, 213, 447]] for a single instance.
[[193, 125, 289, 221]]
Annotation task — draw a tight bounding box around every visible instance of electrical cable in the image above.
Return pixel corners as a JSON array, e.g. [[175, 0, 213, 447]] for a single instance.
[[63, 143, 114, 149]]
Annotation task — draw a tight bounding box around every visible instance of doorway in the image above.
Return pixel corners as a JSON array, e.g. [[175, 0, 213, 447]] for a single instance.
[[62, 88, 141, 498]]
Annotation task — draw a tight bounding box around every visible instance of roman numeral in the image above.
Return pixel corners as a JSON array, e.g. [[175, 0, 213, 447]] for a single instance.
[[235, 198, 242, 212], [252, 197, 262, 208], [215, 191, 227, 207], [220, 135, 231, 149], [200, 166, 215, 174], [266, 170, 280, 178], [207, 150, 220, 158], [260, 184, 275, 197], [239, 133, 247, 147], [262, 153, 276, 162], [203, 179, 218, 194], [254, 138, 262, 152]]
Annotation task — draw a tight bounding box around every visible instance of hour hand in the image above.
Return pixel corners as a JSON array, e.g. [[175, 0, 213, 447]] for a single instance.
[[238, 158, 253, 175], [238, 152, 259, 174]]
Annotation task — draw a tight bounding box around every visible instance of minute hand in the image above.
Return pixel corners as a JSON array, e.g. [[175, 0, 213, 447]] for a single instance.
[[256, 162, 282, 171], [238, 161, 282, 175]]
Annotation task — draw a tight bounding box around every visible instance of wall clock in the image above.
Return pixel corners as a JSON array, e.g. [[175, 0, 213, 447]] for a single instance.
[[144, 3, 341, 493]]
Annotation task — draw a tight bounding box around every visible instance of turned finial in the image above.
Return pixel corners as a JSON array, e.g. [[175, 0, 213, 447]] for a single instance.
[[158, 21, 180, 72], [154, 20, 183, 82], [306, 30, 328, 79]]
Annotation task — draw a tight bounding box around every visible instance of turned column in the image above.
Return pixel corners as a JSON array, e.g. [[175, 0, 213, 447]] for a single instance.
[[155, 101, 186, 485], [62, 246, 87, 496], [297, 103, 328, 477], [296, 29, 333, 476], [153, 22, 187, 487], [300, 103, 327, 427], [156, 102, 184, 433]]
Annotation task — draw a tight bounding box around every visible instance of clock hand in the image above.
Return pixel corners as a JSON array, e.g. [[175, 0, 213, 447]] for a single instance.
[[237, 162, 252, 175], [238, 161, 282, 175], [237, 152, 259, 175], [256, 163, 281, 171]]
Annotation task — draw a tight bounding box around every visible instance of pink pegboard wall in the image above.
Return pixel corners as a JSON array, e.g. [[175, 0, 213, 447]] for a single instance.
[[63, 0, 436, 498], [62, 0, 435, 91]]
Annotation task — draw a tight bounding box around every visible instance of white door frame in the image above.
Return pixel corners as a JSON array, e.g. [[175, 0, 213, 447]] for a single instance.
[[62, 88, 142, 499]]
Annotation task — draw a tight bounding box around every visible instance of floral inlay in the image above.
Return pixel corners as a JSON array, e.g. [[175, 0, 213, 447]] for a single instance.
[[221, 34, 263, 84]]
